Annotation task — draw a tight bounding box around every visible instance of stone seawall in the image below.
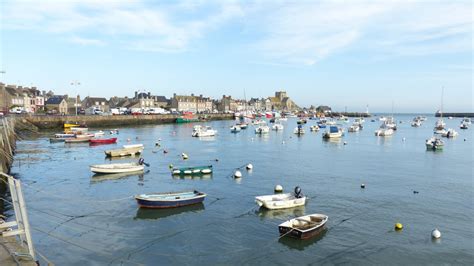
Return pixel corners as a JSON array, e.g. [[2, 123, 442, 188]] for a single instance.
[[435, 112, 474, 118], [23, 113, 235, 129]]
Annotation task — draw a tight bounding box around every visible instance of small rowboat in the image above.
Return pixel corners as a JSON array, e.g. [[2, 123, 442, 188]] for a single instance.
[[65, 137, 91, 143], [90, 162, 144, 174], [123, 144, 144, 149], [278, 214, 328, 239], [171, 165, 213, 175], [135, 190, 207, 209], [255, 187, 306, 210], [105, 146, 143, 157], [90, 138, 117, 144]]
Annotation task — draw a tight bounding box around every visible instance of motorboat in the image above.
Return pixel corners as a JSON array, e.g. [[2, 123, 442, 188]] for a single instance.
[[354, 117, 365, 124], [348, 123, 360, 132], [322, 126, 343, 139], [192, 125, 217, 137], [385, 117, 397, 130], [442, 128, 458, 138], [255, 125, 270, 134], [379, 116, 387, 122], [230, 125, 241, 133], [278, 214, 328, 240], [296, 119, 307, 125], [460, 122, 469, 129], [426, 137, 444, 150], [375, 122, 394, 136], [135, 190, 206, 208], [411, 119, 422, 127], [461, 117, 471, 125], [255, 187, 306, 210], [237, 123, 248, 129], [434, 119, 446, 133], [272, 123, 284, 131], [309, 125, 319, 132], [294, 126, 305, 135], [338, 115, 349, 123]]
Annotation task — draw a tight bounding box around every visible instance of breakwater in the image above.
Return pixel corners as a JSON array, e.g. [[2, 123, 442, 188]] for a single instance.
[[330, 112, 371, 117], [23, 113, 235, 129], [435, 112, 474, 118]]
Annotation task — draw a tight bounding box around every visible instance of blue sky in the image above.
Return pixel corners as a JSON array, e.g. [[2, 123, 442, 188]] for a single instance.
[[0, 0, 472, 112]]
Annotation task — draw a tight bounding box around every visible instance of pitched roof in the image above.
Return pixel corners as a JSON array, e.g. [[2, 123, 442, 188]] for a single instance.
[[45, 96, 65, 105]]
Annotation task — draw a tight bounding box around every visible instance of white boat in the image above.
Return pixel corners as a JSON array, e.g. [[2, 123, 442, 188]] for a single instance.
[[252, 120, 266, 126], [354, 117, 365, 124], [293, 126, 305, 135], [93, 130, 105, 137], [338, 115, 349, 123], [323, 126, 343, 139], [326, 119, 337, 126], [379, 116, 387, 122], [426, 137, 444, 150], [309, 125, 319, 132], [255, 190, 306, 210], [70, 127, 88, 133], [442, 128, 458, 138], [278, 214, 328, 239], [460, 122, 469, 129], [90, 162, 145, 174], [105, 146, 143, 157], [279, 117, 288, 121], [434, 119, 446, 133], [230, 125, 241, 133], [461, 117, 472, 125], [385, 117, 397, 130], [192, 125, 217, 137], [272, 123, 284, 131], [123, 144, 144, 149], [348, 123, 360, 132], [411, 119, 422, 127], [255, 125, 270, 134]]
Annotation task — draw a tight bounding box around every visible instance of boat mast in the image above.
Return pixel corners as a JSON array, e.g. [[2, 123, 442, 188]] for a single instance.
[[440, 86, 444, 120]]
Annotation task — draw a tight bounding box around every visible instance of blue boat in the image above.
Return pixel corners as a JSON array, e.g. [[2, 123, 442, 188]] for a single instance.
[[135, 190, 207, 208]]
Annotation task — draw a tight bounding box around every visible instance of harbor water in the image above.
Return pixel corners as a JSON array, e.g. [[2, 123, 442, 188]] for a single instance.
[[6, 115, 474, 265]]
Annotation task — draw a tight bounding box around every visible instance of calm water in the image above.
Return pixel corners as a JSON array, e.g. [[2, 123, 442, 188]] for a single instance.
[[7, 115, 474, 265]]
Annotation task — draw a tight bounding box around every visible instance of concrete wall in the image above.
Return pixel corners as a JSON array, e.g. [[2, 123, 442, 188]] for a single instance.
[[23, 113, 234, 129]]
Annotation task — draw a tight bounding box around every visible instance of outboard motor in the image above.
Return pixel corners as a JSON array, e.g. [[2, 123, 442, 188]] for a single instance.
[[138, 158, 145, 165], [294, 186, 303, 198]]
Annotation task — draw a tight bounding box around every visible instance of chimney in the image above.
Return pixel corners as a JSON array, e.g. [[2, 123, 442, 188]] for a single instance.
[[148, 92, 151, 97], [135, 91, 138, 99]]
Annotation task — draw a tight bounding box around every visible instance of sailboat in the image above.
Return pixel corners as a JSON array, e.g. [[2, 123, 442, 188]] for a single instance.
[[434, 88, 446, 134]]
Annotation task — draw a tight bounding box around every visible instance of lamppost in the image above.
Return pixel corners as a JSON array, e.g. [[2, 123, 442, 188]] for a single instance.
[[71, 81, 80, 116]]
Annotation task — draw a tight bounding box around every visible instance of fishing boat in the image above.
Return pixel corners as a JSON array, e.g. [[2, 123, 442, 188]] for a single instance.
[[460, 122, 469, 129], [374, 122, 394, 136], [297, 119, 307, 125], [426, 137, 444, 150], [385, 117, 397, 130], [322, 126, 343, 139], [105, 144, 144, 157], [237, 123, 248, 129], [272, 123, 284, 131], [89, 137, 117, 144], [461, 117, 472, 125], [230, 125, 241, 133], [434, 119, 446, 134], [176, 112, 199, 123], [442, 128, 458, 138], [135, 190, 206, 209], [348, 123, 360, 132], [411, 118, 422, 127], [293, 126, 305, 135], [255, 187, 306, 210], [192, 125, 217, 137], [171, 165, 213, 175], [310, 125, 319, 132], [255, 125, 270, 134], [90, 160, 145, 174], [278, 214, 328, 240]]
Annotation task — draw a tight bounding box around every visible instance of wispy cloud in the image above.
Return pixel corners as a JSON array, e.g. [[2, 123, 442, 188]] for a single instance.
[[251, 0, 473, 65], [2, 0, 244, 52], [69, 36, 106, 46]]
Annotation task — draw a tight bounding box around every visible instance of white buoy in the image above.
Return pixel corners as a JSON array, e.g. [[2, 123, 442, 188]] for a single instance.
[[246, 163, 253, 170], [182, 153, 188, 160], [274, 185, 283, 192], [234, 170, 242, 178], [431, 228, 441, 239], [282, 141, 285, 144]]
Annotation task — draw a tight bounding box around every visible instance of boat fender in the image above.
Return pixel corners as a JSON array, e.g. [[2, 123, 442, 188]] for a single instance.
[[294, 186, 302, 198]]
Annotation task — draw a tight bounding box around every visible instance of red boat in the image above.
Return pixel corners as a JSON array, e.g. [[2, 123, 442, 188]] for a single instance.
[[89, 138, 117, 145]]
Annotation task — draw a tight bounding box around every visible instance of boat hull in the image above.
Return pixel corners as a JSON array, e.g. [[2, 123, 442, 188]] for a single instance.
[[90, 163, 144, 174], [105, 147, 143, 157], [135, 191, 206, 208], [278, 223, 326, 240], [278, 214, 328, 240]]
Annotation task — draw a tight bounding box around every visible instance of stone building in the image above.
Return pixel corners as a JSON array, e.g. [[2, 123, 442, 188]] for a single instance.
[[170, 93, 213, 113], [45, 96, 68, 114]]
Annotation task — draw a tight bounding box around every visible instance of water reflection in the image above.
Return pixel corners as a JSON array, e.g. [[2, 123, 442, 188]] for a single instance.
[[172, 174, 213, 180], [90, 171, 145, 184], [256, 206, 306, 220], [278, 228, 328, 251], [134, 203, 205, 220]]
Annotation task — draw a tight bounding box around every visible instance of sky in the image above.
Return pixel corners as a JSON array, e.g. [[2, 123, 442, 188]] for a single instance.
[[0, 0, 472, 113]]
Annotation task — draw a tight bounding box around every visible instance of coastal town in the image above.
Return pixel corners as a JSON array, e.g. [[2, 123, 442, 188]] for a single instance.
[[0, 83, 317, 116]]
